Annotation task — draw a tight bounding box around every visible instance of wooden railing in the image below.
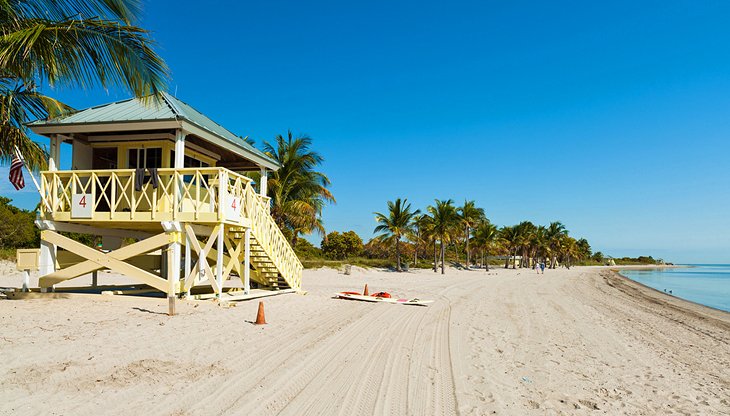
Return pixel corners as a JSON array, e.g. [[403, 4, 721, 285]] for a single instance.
[[241, 183, 303, 289], [40, 168, 303, 290], [40, 168, 226, 223]]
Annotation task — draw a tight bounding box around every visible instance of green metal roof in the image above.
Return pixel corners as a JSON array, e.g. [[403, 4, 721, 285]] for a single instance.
[[29, 93, 279, 168]]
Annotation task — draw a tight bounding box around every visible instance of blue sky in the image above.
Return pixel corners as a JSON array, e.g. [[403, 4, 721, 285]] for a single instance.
[[5, 0, 730, 263]]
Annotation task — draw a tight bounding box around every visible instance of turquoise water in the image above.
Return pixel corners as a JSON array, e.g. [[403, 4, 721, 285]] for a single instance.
[[620, 265, 730, 313]]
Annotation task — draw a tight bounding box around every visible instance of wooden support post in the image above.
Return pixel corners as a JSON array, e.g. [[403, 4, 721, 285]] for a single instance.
[[174, 130, 186, 218], [244, 228, 251, 294], [165, 222, 182, 315], [39, 239, 56, 293], [22, 270, 30, 292], [171, 238, 181, 293], [184, 232, 192, 299], [92, 271, 98, 287], [167, 238, 179, 316], [174, 130, 186, 168], [216, 224, 224, 298], [48, 134, 60, 172], [259, 167, 268, 197]]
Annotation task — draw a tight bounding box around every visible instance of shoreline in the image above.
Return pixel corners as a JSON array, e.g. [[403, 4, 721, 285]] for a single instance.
[[613, 265, 730, 316], [606, 268, 730, 325]]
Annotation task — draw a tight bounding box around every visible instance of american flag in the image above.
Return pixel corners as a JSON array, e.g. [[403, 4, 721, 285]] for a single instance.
[[9, 155, 25, 190]]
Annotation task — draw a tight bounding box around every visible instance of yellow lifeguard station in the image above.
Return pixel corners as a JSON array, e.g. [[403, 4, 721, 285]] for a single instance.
[[28, 93, 302, 304]]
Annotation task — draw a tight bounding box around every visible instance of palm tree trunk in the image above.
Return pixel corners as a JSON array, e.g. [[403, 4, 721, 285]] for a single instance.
[[440, 235, 446, 274], [465, 225, 470, 267], [291, 231, 299, 246], [414, 236, 418, 267], [433, 240, 438, 273], [396, 237, 401, 272], [485, 248, 490, 271]]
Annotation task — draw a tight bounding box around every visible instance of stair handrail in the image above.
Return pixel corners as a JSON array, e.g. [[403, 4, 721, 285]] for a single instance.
[[231, 174, 302, 290]]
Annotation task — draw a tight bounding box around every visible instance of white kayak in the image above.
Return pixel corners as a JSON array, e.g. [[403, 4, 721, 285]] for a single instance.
[[335, 292, 433, 306]]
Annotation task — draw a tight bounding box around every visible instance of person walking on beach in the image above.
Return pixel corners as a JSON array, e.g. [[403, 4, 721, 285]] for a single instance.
[[535, 261, 540, 274], [539, 261, 545, 274]]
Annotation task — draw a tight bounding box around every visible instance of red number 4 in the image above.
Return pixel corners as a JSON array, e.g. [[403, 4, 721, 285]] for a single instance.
[[79, 195, 87, 208], [231, 199, 237, 209]]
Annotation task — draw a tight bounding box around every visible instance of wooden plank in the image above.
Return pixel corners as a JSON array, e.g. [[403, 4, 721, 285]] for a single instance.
[[182, 224, 221, 293], [40, 231, 170, 292], [42, 232, 169, 282], [223, 234, 243, 279]]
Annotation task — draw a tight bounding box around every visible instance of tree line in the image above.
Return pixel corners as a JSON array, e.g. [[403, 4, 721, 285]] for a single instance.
[[372, 198, 595, 273]]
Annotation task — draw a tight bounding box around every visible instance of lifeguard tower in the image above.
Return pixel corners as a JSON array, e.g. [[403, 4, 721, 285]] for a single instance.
[[27, 93, 302, 304]]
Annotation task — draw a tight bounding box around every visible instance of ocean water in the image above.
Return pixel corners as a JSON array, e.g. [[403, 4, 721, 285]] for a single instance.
[[620, 265, 730, 313]]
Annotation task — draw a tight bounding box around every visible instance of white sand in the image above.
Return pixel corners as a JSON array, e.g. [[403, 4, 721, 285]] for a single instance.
[[1, 264, 729, 415]]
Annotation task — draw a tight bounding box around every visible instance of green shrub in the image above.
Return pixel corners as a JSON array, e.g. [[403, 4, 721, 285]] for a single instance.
[[0, 197, 38, 249], [321, 231, 363, 260]]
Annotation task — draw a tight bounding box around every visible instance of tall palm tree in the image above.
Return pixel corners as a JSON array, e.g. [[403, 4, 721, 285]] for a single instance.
[[373, 198, 419, 272], [561, 236, 580, 269], [545, 221, 568, 268], [0, 0, 168, 168], [427, 199, 458, 275], [458, 200, 485, 268], [409, 213, 431, 267], [499, 225, 519, 269], [257, 131, 335, 243], [472, 221, 498, 271], [576, 238, 592, 262], [531, 225, 548, 267], [515, 221, 536, 268]]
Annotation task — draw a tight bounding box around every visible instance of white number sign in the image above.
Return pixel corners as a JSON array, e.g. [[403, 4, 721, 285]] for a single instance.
[[71, 193, 93, 218], [225, 194, 242, 222]]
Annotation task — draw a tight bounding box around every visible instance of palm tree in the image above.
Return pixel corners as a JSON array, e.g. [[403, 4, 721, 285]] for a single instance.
[[410, 213, 431, 267], [531, 225, 548, 267], [472, 221, 498, 271], [545, 221, 568, 268], [257, 131, 335, 243], [515, 221, 536, 268], [499, 225, 519, 269], [0, 0, 168, 168], [427, 199, 458, 275], [576, 238, 592, 262], [458, 200, 485, 268], [561, 236, 580, 269], [373, 198, 419, 272]]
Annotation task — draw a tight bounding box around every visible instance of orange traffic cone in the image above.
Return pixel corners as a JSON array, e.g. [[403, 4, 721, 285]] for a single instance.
[[254, 301, 267, 325], [363, 284, 369, 296]]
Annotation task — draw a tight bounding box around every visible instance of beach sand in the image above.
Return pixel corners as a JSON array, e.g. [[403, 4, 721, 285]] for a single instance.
[[1, 264, 728, 415]]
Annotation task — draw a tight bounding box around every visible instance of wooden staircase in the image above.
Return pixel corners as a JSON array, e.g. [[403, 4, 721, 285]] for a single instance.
[[250, 239, 288, 289], [229, 218, 300, 290]]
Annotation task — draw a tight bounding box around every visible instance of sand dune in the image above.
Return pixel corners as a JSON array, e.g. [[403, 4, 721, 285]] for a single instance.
[[1, 265, 728, 415]]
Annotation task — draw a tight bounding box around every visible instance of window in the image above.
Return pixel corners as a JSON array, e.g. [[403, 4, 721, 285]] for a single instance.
[[170, 151, 210, 168], [169, 151, 211, 184], [184, 155, 209, 168], [128, 148, 162, 169]]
